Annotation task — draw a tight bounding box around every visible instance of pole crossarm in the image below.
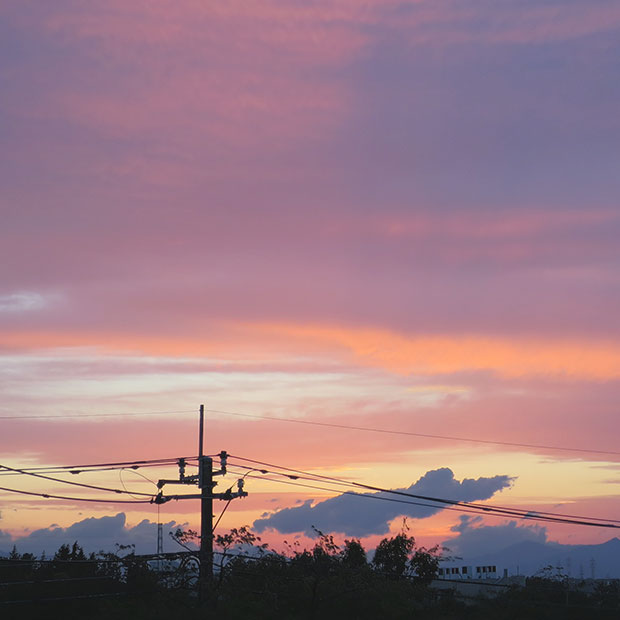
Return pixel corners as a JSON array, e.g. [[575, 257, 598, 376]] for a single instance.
[[156, 477, 199, 488], [152, 489, 248, 504], [156, 451, 230, 489]]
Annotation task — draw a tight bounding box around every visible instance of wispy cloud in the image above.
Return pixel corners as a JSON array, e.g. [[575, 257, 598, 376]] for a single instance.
[[0, 292, 48, 313]]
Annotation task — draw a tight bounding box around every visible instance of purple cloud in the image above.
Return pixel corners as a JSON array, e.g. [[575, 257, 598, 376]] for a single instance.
[[253, 468, 514, 537], [1, 513, 180, 556]]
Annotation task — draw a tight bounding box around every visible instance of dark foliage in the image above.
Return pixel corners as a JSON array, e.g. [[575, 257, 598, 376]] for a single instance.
[[1, 529, 618, 619]]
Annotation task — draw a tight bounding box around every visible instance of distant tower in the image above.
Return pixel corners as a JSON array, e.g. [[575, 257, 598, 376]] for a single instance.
[[567, 557, 572, 577], [157, 523, 163, 554], [590, 558, 596, 579]]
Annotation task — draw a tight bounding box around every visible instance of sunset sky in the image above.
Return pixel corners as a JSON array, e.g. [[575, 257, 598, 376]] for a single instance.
[[2, 0, 620, 557]]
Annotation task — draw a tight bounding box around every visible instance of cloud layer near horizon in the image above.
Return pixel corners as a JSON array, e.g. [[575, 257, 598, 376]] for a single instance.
[[0, 513, 179, 556], [444, 515, 548, 558]]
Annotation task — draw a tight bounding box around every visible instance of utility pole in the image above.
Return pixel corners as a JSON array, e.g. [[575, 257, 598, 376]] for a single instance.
[[198, 404, 213, 600], [156, 524, 163, 554], [154, 404, 247, 605]]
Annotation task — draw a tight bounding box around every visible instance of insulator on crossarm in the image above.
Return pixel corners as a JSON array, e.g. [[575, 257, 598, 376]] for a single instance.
[[219, 451, 228, 473]]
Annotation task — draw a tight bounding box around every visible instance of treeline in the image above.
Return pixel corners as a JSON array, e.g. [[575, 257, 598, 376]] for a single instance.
[[1, 527, 619, 619], [206, 525, 442, 619], [0, 541, 178, 620]]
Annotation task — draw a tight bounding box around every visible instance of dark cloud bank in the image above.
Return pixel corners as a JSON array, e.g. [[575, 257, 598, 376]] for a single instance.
[[0, 513, 179, 556], [445, 515, 547, 558], [4, 509, 618, 577], [253, 468, 514, 537]]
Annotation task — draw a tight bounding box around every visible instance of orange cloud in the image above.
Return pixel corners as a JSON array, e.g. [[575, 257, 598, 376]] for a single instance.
[[253, 323, 620, 380], [4, 319, 620, 382]]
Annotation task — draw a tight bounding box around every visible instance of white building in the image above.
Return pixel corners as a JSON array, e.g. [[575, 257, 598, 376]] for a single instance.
[[437, 564, 499, 580]]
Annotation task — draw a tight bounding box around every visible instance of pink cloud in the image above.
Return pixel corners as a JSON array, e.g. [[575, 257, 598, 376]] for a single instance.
[[3, 0, 620, 549], [2, 370, 619, 468]]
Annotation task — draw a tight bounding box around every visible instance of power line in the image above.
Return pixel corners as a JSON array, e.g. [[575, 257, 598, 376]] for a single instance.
[[0, 485, 153, 504], [4, 451, 617, 528], [0, 409, 195, 420], [205, 408, 620, 457], [229, 468, 612, 529], [225, 468, 521, 521], [227, 456, 620, 530], [0, 463, 195, 477], [227, 466, 613, 529], [0, 456, 200, 476], [2, 406, 617, 458], [231, 456, 618, 525], [118, 468, 157, 500], [120, 467, 158, 487], [0, 464, 154, 497], [226, 462, 620, 525], [226, 457, 556, 516], [213, 500, 233, 532]]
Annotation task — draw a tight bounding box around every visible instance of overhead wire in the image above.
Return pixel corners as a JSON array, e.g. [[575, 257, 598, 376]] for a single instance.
[[228, 457, 620, 525], [0, 457, 199, 505], [226, 457, 620, 530], [229, 467, 618, 530], [0, 463, 154, 497], [2, 450, 618, 528], [118, 467, 158, 500], [0, 409, 196, 420], [2, 447, 618, 530], [225, 466, 610, 528], [120, 468, 158, 487], [0, 464, 170, 477], [2, 406, 618, 458], [224, 467, 514, 520], [231, 468, 620, 529], [204, 408, 620, 457], [0, 485, 153, 504], [213, 500, 233, 533], [0, 456, 201, 476]]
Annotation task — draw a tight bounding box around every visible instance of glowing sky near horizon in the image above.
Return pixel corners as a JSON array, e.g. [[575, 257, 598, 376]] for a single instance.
[[1, 0, 620, 553]]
